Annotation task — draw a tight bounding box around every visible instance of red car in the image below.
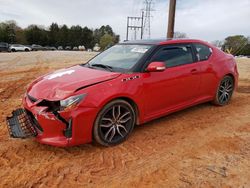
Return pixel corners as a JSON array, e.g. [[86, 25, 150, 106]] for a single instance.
[[7, 39, 238, 147]]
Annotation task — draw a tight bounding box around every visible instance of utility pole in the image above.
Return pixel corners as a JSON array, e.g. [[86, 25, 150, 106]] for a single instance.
[[167, 0, 176, 39], [126, 11, 144, 41]]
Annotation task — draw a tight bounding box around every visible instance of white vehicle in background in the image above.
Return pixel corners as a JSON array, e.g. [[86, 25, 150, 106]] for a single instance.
[[9, 44, 32, 52], [78, 45, 85, 51], [57, 46, 63, 50], [93, 43, 101, 52]]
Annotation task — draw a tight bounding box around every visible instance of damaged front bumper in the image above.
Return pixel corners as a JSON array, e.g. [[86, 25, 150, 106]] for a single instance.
[[6, 108, 37, 138], [6, 107, 75, 146], [6, 93, 98, 147]]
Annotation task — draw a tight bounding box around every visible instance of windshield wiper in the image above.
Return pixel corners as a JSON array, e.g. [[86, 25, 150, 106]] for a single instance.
[[91, 64, 113, 72]]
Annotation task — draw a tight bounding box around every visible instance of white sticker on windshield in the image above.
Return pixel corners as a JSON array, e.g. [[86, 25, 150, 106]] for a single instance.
[[131, 47, 149, 53]]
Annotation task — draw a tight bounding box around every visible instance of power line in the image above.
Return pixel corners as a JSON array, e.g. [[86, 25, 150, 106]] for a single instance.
[[125, 0, 154, 40], [232, 40, 249, 55], [126, 0, 178, 40], [133, 0, 144, 15]]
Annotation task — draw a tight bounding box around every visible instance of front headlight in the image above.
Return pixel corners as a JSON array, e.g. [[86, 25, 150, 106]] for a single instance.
[[60, 94, 86, 111]]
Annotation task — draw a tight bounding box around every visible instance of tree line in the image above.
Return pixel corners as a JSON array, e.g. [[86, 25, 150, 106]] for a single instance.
[[222, 35, 250, 56], [175, 33, 250, 56], [173, 32, 250, 56], [212, 35, 250, 56], [0, 20, 119, 50], [168, 32, 250, 56], [1, 20, 249, 55]]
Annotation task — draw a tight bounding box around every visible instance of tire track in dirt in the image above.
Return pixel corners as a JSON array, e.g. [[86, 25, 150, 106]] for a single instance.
[[1, 97, 249, 187], [40, 93, 249, 187], [0, 54, 44, 98], [237, 79, 250, 93], [0, 54, 51, 138], [0, 55, 22, 70]]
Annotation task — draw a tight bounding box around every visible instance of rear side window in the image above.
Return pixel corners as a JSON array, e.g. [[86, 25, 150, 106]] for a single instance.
[[151, 45, 194, 68], [194, 43, 212, 61]]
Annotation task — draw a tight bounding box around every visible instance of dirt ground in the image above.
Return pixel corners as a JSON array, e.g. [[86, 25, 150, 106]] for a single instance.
[[0, 51, 249, 188]]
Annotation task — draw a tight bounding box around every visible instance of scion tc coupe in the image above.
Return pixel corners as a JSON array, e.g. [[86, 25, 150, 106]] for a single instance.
[[6, 39, 238, 147]]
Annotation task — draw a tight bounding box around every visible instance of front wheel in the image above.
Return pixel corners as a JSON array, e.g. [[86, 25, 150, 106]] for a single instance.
[[213, 76, 234, 106], [93, 100, 136, 146]]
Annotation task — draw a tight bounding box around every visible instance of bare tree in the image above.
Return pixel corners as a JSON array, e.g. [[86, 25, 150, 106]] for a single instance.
[[174, 31, 187, 39], [211, 40, 224, 48]]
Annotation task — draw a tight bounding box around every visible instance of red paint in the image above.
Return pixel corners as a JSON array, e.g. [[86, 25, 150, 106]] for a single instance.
[[146, 61, 166, 72], [23, 39, 238, 147]]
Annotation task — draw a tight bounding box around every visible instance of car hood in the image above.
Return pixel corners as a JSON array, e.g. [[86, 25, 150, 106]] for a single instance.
[[27, 65, 121, 100]]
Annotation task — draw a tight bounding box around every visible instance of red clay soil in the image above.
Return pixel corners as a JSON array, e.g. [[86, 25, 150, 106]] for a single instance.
[[0, 52, 249, 187]]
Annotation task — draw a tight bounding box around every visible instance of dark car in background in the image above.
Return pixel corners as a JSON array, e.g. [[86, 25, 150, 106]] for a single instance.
[[0, 42, 9, 52], [45, 46, 57, 51], [65, 46, 72, 50], [31, 44, 47, 51]]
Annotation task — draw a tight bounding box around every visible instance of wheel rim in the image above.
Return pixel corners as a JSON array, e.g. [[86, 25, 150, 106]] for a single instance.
[[218, 78, 234, 104], [99, 104, 133, 143]]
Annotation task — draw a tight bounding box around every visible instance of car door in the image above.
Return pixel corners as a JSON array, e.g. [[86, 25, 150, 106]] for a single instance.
[[0, 44, 3, 51], [142, 44, 201, 118], [20, 45, 25, 51], [15, 45, 22, 51], [193, 43, 217, 98]]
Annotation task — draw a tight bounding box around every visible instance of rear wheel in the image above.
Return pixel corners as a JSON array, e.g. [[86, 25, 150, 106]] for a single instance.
[[11, 48, 16, 52], [93, 100, 136, 146], [25, 48, 29, 52], [213, 76, 234, 106]]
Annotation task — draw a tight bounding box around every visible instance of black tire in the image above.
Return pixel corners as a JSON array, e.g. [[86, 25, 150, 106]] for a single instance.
[[213, 75, 234, 106], [11, 48, 16, 52], [25, 48, 29, 52], [93, 99, 136, 146]]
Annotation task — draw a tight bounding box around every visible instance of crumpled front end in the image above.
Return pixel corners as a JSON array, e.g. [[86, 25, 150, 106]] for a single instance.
[[6, 93, 98, 147], [5, 65, 122, 147]]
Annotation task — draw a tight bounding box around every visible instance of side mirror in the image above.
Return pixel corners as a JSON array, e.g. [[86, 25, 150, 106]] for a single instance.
[[146, 62, 166, 72]]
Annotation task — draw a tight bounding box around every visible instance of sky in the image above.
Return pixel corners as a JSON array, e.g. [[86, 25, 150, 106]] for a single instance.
[[0, 0, 249, 42]]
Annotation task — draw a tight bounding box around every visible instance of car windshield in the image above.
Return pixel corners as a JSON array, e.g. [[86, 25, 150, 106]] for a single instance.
[[87, 44, 152, 72]]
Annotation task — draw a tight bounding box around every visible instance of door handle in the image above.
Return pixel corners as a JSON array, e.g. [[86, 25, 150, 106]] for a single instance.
[[191, 69, 198, 74]]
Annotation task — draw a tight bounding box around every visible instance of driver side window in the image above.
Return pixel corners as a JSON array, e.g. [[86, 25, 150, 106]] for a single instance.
[[151, 45, 194, 68]]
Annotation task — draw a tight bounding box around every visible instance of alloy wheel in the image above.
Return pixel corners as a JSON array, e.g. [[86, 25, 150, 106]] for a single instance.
[[97, 102, 135, 145], [218, 76, 234, 105]]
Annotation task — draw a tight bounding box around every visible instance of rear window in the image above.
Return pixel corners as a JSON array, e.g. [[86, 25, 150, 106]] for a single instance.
[[194, 43, 212, 61]]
